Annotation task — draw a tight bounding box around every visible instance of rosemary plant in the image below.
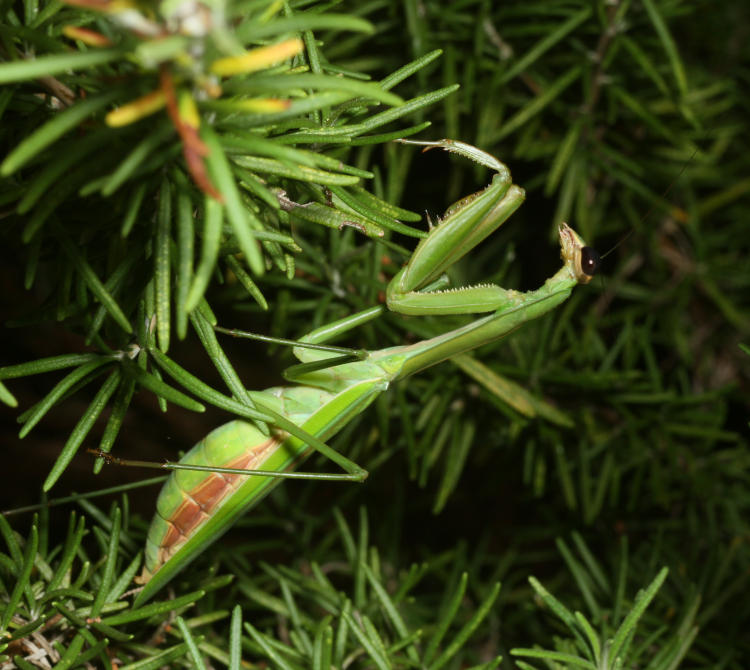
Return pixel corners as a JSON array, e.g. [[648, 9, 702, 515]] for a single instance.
[[1, 0, 749, 667]]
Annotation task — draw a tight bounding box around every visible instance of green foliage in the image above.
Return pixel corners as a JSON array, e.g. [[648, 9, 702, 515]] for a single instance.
[[0, 0, 451, 489], [2, 0, 749, 667], [0, 500, 679, 668]]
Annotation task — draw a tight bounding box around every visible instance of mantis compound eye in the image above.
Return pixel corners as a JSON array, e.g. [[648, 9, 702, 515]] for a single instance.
[[557, 223, 599, 284], [579, 246, 601, 277]]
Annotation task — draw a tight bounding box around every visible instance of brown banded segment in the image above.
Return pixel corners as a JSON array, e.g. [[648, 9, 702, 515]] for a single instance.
[[155, 436, 281, 565]]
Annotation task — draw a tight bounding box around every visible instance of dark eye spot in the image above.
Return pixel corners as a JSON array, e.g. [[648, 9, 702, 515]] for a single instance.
[[580, 247, 601, 276]]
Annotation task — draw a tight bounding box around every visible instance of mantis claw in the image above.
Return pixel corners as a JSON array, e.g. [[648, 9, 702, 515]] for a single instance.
[[387, 143, 600, 316], [387, 141, 522, 315]]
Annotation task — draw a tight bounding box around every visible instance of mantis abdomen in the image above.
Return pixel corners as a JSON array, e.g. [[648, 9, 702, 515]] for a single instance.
[[138, 379, 382, 588], [140, 420, 282, 583]]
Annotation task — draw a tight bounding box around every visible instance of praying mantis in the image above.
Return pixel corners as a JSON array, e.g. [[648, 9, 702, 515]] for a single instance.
[[132, 139, 600, 605]]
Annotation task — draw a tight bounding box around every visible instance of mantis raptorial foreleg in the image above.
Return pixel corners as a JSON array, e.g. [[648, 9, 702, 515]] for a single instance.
[[387, 139, 526, 315], [124, 138, 600, 604], [386, 139, 598, 317]]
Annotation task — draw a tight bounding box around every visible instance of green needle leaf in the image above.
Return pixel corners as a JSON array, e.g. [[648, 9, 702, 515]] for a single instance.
[[0, 380, 18, 407], [176, 616, 207, 670], [185, 195, 223, 313], [43, 368, 121, 491], [491, 66, 582, 143], [609, 567, 669, 664], [243, 621, 298, 670], [0, 523, 38, 634], [640, 0, 688, 97], [155, 178, 172, 352], [340, 609, 392, 670], [90, 506, 121, 617], [232, 73, 403, 107], [229, 606, 243, 670], [202, 124, 264, 276], [237, 14, 373, 42], [122, 362, 205, 413], [101, 590, 206, 625], [55, 228, 133, 333], [511, 648, 595, 669], [429, 582, 501, 670], [0, 49, 122, 85], [175, 176, 195, 339], [19, 359, 112, 439], [1, 90, 121, 175], [499, 7, 591, 84]]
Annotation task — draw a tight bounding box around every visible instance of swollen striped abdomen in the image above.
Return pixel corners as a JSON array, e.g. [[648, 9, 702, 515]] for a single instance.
[[139, 421, 280, 582]]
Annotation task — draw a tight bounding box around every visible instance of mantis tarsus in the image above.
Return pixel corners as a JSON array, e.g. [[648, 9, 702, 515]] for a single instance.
[[131, 139, 600, 605]]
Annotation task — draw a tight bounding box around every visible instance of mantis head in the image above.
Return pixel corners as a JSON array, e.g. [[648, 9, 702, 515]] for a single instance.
[[559, 222, 601, 285]]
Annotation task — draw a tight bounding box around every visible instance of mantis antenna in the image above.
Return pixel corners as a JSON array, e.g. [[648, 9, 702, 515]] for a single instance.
[[599, 148, 698, 262]]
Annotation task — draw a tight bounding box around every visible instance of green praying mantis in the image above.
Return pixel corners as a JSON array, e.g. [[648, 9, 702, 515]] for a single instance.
[[129, 139, 601, 605]]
